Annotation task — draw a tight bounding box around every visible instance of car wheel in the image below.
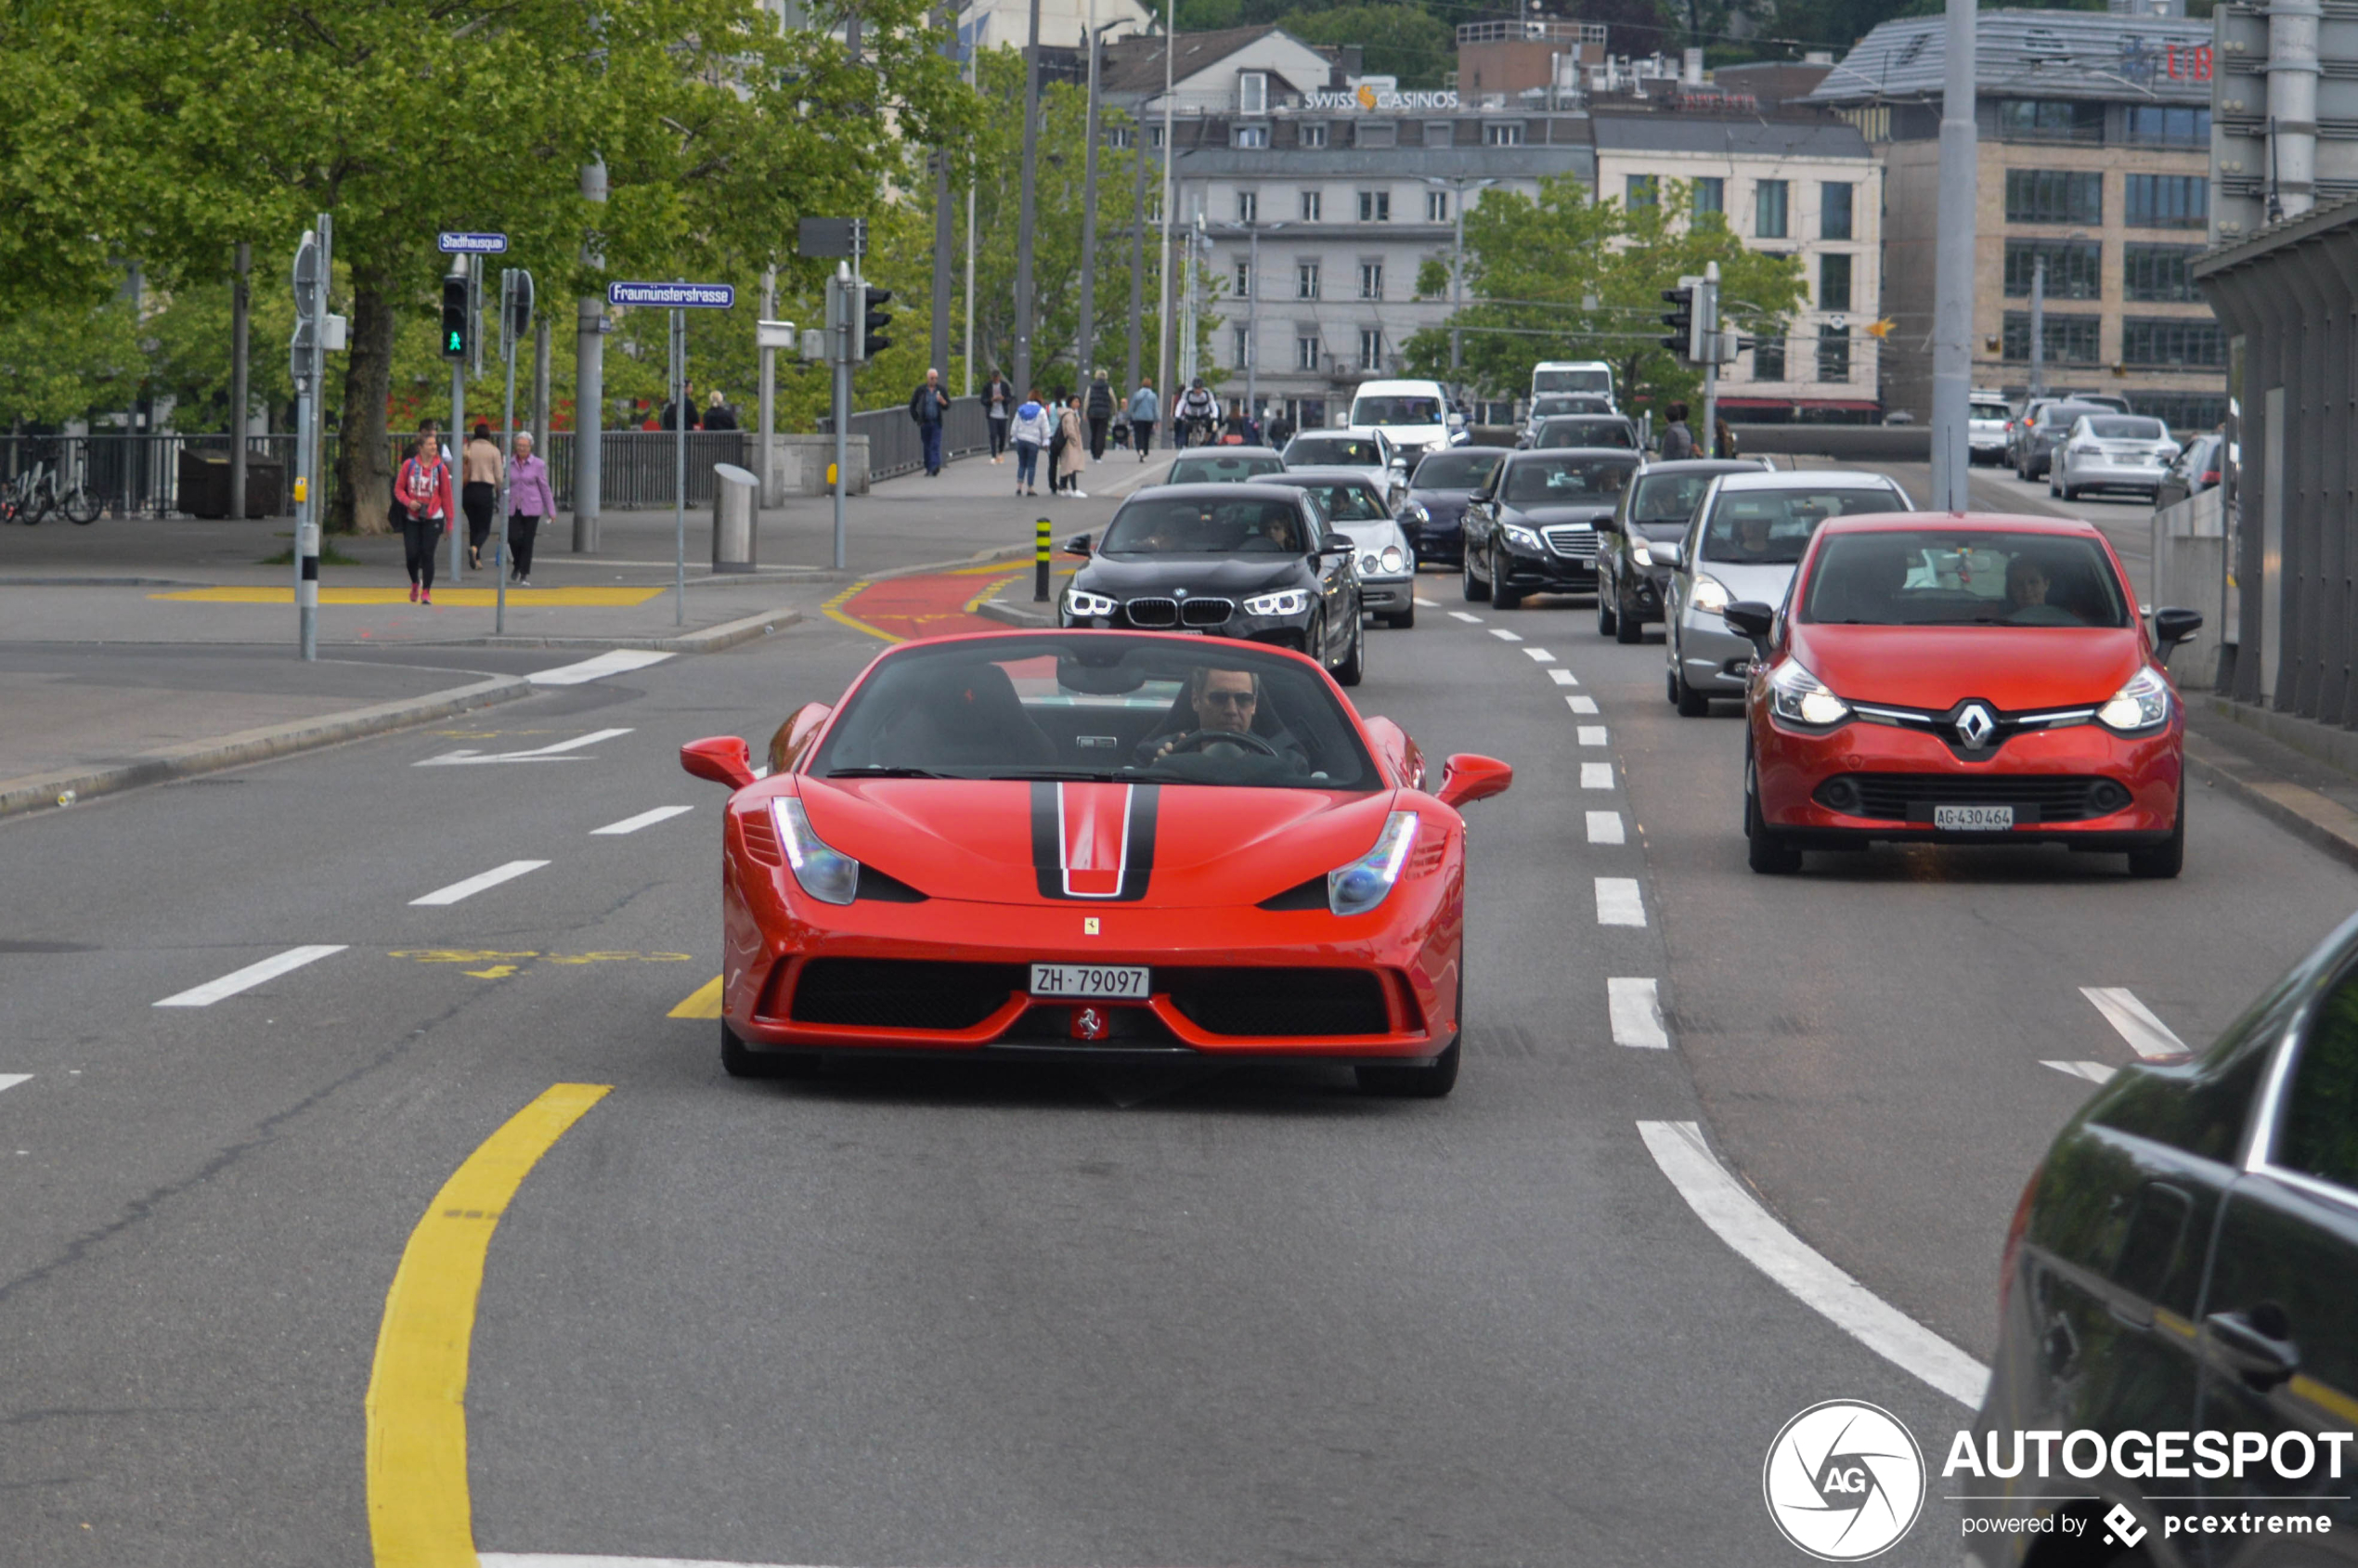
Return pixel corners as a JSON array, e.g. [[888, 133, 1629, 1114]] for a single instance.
[[1614, 583, 1643, 644], [1675, 667, 1711, 718], [1597, 575, 1618, 636], [721, 1021, 819, 1080], [1493, 577, 1523, 609], [2126, 794, 2185, 880], [1461, 551, 1489, 603], [1333, 609, 1366, 687], [1744, 749, 1804, 875]]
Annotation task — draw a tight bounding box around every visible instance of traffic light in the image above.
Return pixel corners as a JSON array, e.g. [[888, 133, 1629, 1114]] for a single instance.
[[1659, 284, 1694, 357], [440, 276, 470, 359], [855, 286, 894, 361]]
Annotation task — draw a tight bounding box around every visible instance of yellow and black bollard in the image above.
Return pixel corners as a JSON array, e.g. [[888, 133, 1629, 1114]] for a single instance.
[[1033, 517, 1052, 603]]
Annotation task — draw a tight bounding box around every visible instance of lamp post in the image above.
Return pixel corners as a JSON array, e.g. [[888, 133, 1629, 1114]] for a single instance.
[[1928, 0, 1977, 510], [1422, 175, 1497, 400], [1076, 11, 1126, 381], [1207, 220, 1288, 432]]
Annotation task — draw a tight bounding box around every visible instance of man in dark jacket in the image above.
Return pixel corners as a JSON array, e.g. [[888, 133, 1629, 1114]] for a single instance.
[[661, 383, 700, 431], [908, 368, 951, 475], [1659, 401, 1695, 460], [701, 390, 739, 431], [1084, 369, 1115, 460]]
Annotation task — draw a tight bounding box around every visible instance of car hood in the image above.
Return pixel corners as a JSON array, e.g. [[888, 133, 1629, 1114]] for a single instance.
[[1336, 518, 1411, 556], [1502, 502, 1616, 525], [1407, 488, 1473, 520], [1691, 559, 1799, 603], [1792, 624, 2147, 710], [1075, 553, 1308, 596], [791, 779, 1404, 908]]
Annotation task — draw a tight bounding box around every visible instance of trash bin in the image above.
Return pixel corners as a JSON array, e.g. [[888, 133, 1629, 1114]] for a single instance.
[[175, 449, 289, 517], [711, 462, 758, 573]]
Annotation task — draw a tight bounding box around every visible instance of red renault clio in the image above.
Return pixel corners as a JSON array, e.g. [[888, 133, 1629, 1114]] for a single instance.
[[1722, 513, 2203, 877]]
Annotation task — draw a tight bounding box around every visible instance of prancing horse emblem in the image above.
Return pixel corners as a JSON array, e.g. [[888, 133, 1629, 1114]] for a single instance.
[[1956, 703, 1997, 749]]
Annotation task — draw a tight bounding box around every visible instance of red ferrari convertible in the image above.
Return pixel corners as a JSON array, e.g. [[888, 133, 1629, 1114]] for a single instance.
[[1722, 512, 2203, 877], [680, 630, 1511, 1095]]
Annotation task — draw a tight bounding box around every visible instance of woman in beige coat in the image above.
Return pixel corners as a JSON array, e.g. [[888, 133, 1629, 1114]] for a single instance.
[[1056, 395, 1088, 498]]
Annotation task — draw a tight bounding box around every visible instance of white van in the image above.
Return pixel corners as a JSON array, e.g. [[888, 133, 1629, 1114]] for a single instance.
[[1530, 361, 1616, 408], [1346, 379, 1466, 462]]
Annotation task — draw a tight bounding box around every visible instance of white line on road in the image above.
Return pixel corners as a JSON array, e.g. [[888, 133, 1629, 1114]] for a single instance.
[[1639, 1120, 1989, 1408], [481, 1557, 847, 1568], [1587, 810, 1626, 844], [591, 805, 694, 836], [1449, 611, 1483, 624], [1413, 595, 1439, 607], [410, 861, 551, 907], [2043, 1060, 2118, 1084], [526, 650, 676, 686], [415, 728, 635, 767], [1548, 668, 1580, 686], [1609, 978, 1669, 1048], [1595, 877, 1646, 927], [1489, 628, 1523, 642], [1581, 761, 1615, 790], [0, 1075, 30, 1095], [1578, 725, 1608, 746], [2079, 987, 2189, 1060], [1568, 694, 1600, 714], [155, 945, 347, 1008], [1522, 647, 1556, 662]]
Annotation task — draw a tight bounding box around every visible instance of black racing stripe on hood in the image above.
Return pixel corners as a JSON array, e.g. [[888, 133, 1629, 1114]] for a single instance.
[[1029, 782, 1160, 901]]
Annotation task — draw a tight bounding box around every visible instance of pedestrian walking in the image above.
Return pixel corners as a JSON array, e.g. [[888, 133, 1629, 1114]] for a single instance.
[[1127, 379, 1159, 459], [397, 434, 455, 604], [1010, 389, 1052, 496], [702, 390, 739, 432], [983, 370, 1014, 463], [461, 421, 501, 571], [1660, 402, 1696, 460], [1715, 416, 1738, 460], [1046, 392, 1069, 496], [506, 431, 554, 589], [661, 384, 700, 431], [1056, 395, 1089, 498], [908, 368, 951, 476], [1085, 369, 1115, 460]]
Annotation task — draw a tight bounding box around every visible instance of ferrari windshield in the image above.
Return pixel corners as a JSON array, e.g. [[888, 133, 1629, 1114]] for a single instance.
[[1409, 450, 1500, 489], [1503, 454, 1637, 503], [1802, 530, 2131, 628], [1535, 419, 1636, 449], [1276, 479, 1389, 521], [1167, 451, 1284, 484], [1101, 496, 1308, 553], [1700, 486, 1902, 566], [1286, 435, 1383, 466], [810, 635, 1381, 789]]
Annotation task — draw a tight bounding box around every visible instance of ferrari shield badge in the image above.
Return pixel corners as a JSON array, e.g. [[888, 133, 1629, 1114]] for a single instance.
[[1072, 1005, 1110, 1042]]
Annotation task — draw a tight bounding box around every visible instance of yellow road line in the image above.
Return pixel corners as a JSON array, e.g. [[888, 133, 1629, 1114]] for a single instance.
[[669, 975, 726, 1018], [152, 586, 666, 607], [366, 1082, 611, 1567], [821, 581, 902, 643], [963, 571, 1025, 614]]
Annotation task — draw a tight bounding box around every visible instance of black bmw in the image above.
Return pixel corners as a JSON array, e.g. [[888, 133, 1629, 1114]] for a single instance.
[[1059, 483, 1366, 686]]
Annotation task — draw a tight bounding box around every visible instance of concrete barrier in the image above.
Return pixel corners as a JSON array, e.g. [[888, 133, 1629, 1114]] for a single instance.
[[1728, 424, 1929, 462], [2150, 487, 2224, 691]]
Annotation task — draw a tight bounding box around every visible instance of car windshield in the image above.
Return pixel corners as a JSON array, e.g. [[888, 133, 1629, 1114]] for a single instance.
[[810, 635, 1380, 790], [1629, 471, 1719, 526], [2086, 417, 2169, 441], [1802, 531, 2131, 628], [1101, 495, 1307, 553], [1701, 487, 1900, 566], [1288, 436, 1381, 466], [1280, 480, 1389, 521], [1503, 454, 1638, 503], [1535, 419, 1635, 449], [2041, 403, 2110, 428], [1531, 395, 1608, 419], [1168, 453, 1283, 483], [1410, 450, 1500, 489], [1971, 403, 2010, 421], [1533, 368, 1613, 395], [1353, 396, 1443, 426]]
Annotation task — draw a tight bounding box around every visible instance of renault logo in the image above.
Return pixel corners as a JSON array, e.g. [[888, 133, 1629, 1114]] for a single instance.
[[1955, 703, 1998, 749]]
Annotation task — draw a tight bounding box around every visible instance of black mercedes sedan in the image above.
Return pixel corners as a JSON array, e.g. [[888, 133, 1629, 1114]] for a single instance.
[[1594, 458, 1766, 643], [1059, 483, 1366, 686], [1461, 447, 1639, 609], [1397, 446, 1508, 567]]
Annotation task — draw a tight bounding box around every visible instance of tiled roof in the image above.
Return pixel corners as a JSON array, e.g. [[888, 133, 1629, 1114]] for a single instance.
[[1099, 26, 1334, 95], [1807, 8, 2213, 107]]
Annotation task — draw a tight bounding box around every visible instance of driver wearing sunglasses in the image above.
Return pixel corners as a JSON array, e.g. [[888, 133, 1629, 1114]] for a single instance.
[[1137, 665, 1307, 768]]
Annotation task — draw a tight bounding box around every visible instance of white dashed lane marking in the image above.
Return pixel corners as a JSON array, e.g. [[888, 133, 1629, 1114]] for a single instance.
[[1587, 810, 1626, 845], [1580, 762, 1615, 790], [1522, 647, 1555, 662], [2043, 1060, 2118, 1084], [1595, 877, 1646, 927], [1577, 726, 1608, 746], [1413, 595, 1439, 608], [0, 1075, 30, 1095], [591, 806, 694, 836], [2079, 987, 2189, 1060], [1568, 694, 1600, 714], [1489, 628, 1523, 642], [1548, 668, 1580, 686], [155, 945, 348, 1008], [1609, 978, 1669, 1049], [1449, 611, 1483, 624], [410, 861, 551, 907], [525, 650, 676, 685]]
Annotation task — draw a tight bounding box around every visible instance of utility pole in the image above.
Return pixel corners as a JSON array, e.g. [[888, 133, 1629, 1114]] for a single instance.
[[575, 158, 608, 553], [671, 291, 687, 627], [832, 261, 852, 572], [2028, 253, 2046, 399], [1700, 261, 1720, 458], [230, 242, 250, 524], [1155, 0, 1176, 399], [1128, 114, 1147, 394], [965, 32, 979, 397], [533, 315, 551, 458], [1014, 0, 1043, 393], [930, 0, 955, 380], [288, 214, 335, 662], [1077, 1, 1104, 381], [1928, 0, 1977, 511], [1244, 223, 1260, 426], [760, 263, 778, 503]]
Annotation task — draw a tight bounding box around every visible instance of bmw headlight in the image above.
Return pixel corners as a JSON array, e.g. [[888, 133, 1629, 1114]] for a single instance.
[[2097, 666, 2171, 733], [1243, 588, 1311, 616], [1630, 539, 1655, 566], [1501, 523, 1544, 552], [1767, 660, 1852, 729], [772, 797, 861, 905], [1328, 810, 1420, 917], [1690, 573, 1732, 613], [1063, 587, 1118, 618], [1380, 544, 1406, 574]]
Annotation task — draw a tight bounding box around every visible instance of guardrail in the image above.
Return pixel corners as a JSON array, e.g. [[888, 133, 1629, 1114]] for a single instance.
[[818, 399, 991, 480]]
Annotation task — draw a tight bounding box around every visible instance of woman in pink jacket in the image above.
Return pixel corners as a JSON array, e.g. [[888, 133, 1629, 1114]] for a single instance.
[[396, 435, 456, 604], [505, 433, 556, 588]]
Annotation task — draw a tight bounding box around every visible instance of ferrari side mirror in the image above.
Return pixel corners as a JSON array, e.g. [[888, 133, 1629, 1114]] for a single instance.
[[1437, 753, 1512, 810], [680, 735, 756, 790]]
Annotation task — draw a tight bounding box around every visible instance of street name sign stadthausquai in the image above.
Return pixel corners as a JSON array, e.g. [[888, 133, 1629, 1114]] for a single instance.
[[436, 232, 509, 254]]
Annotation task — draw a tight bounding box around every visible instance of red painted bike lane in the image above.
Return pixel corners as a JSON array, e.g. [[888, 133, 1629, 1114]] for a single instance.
[[824, 558, 1074, 642]]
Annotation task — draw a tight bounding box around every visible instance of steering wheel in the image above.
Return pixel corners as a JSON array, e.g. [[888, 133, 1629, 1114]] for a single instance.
[[1164, 728, 1278, 758]]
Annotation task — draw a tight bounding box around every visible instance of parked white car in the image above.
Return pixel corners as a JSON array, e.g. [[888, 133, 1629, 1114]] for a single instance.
[[2050, 414, 2180, 502]]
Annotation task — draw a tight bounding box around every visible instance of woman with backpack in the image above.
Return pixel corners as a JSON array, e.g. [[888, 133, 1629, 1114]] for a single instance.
[[1009, 390, 1053, 497], [397, 434, 456, 604]]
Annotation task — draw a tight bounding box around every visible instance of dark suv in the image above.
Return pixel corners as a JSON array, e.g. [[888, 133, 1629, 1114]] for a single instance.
[[1593, 458, 1766, 643]]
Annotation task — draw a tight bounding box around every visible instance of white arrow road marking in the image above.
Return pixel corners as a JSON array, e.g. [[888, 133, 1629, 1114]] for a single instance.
[[1580, 761, 1615, 790], [1609, 978, 1669, 1048], [1587, 810, 1626, 845], [1449, 611, 1483, 624], [2079, 987, 2189, 1060], [411, 861, 551, 907], [1639, 1120, 1989, 1409], [525, 650, 675, 685], [1568, 694, 1600, 714], [1489, 628, 1523, 642], [1595, 877, 1646, 927], [0, 1075, 30, 1095], [156, 945, 347, 1008], [1522, 646, 1555, 662], [591, 805, 694, 836], [2043, 1060, 2117, 1083], [1577, 726, 1608, 746], [415, 728, 634, 767]]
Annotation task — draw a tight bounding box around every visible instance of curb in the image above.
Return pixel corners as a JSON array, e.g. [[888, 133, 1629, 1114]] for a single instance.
[[2183, 731, 2358, 874], [975, 595, 1056, 628], [0, 674, 535, 823]]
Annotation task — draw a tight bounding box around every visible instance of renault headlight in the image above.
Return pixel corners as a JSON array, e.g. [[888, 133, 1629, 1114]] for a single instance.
[[1501, 523, 1543, 552], [1328, 811, 1420, 917], [1063, 587, 1118, 618], [1767, 660, 1851, 729], [1243, 588, 1310, 616], [773, 797, 861, 905], [1690, 573, 1732, 613], [2097, 666, 2170, 733]]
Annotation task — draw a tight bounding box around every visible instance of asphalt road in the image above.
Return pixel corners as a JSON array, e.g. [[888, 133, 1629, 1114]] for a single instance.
[[3, 554, 2350, 1565]]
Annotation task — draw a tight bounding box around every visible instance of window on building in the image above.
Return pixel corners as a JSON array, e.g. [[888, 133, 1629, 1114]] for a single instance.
[[1237, 71, 1268, 115], [1233, 325, 1250, 367], [1300, 189, 1323, 222], [1692, 176, 1724, 216], [1818, 253, 1852, 314], [1626, 174, 1659, 208], [2123, 105, 2210, 148], [1358, 327, 1384, 371], [1297, 261, 1321, 300], [1485, 121, 1524, 146], [1297, 331, 1322, 371], [1149, 124, 1164, 149], [2130, 392, 2228, 430], [1301, 123, 1328, 149], [2122, 317, 2226, 368], [1425, 188, 1449, 223], [1358, 189, 1391, 222], [1998, 100, 2105, 143], [1235, 260, 1252, 299], [2003, 238, 2103, 299], [1423, 121, 1455, 147], [2004, 169, 2104, 225], [2002, 311, 2103, 364], [1820, 182, 1854, 240], [1753, 335, 1787, 382], [1109, 125, 1134, 150], [1817, 324, 1849, 383], [2124, 244, 2203, 303], [2127, 174, 2209, 229], [1233, 123, 1269, 149], [1355, 121, 1396, 149], [1756, 180, 1789, 238], [1359, 260, 1384, 300], [1237, 189, 1258, 223]]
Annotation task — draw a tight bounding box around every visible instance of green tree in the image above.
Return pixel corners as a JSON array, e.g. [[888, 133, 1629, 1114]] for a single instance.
[[0, 299, 146, 428], [1288, 5, 1454, 87]]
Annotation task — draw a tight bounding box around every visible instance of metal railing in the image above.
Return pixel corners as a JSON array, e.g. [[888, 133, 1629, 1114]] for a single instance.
[[819, 399, 992, 480]]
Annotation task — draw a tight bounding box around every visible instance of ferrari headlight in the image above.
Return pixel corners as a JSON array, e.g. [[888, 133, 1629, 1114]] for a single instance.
[[1380, 544, 1406, 574], [1630, 539, 1655, 566], [1328, 810, 1420, 917], [1768, 660, 1851, 729], [1063, 587, 1118, 618], [1243, 588, 1310, 616], [1690, 573, 1732, 613], [1501, 523, 1543, 552], [2097, 665, 2170, 733], [772, 797, 861, 905]]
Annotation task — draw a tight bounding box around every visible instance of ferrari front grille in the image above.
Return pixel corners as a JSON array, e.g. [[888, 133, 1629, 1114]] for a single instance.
[[1124, 597, 1178, 628], [1541, 525, 1599, 560], [1181, 597, 1234, 627], [1820, 772, 2118, 823], [788, 958, 1024, 1030], [1161, 967, 1391, 1037]]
